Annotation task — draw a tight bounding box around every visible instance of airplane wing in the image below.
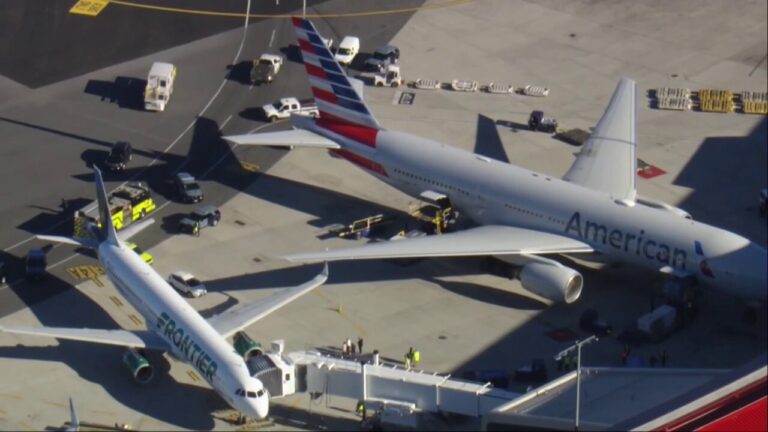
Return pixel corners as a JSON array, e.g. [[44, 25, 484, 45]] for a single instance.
[[223, 129, 339, 149], [285, 226, 593, 262], [0, 324, 169, 350], [117, 218, 155, 243], [208, 263, 329, 338], [562, 78, 638, 204]]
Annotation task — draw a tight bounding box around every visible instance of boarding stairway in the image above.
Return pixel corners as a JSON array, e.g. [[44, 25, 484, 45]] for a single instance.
[[256, 341, 521, 427]]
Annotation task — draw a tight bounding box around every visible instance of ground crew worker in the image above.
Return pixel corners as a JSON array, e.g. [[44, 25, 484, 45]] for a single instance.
[[621, 344, 630, 366], [357, 337, 364, 354], [193, 222, 200, 237], [356, 400, 366, 419], [342, 341, 348, 356], [350, 342, 356, 356], [413, 349, 420, 366], [404, 351, 411, 369]]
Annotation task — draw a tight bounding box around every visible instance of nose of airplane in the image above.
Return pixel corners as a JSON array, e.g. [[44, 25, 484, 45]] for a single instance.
[[254, 392, 269, 419]]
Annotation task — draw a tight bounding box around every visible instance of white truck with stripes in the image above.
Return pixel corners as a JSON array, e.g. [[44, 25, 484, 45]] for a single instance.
[[262, 97, 319, 122]]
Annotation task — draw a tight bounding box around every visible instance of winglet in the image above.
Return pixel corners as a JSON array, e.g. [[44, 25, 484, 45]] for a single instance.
[[93, 166, 119, 246], [68, 397, 80, 432]]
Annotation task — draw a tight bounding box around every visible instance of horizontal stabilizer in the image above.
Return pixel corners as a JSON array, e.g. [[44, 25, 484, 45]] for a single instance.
[[223, 129, 340, 149], [208, 263, 329, 338], [0, 324, 168, 350], [117, 218, 155, 243], [285, 226, 593, 262]]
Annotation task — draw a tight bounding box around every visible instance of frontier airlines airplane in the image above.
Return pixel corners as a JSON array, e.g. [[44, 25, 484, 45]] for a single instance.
[[225, 17, 765, 305], [0, 167, 328, 419]]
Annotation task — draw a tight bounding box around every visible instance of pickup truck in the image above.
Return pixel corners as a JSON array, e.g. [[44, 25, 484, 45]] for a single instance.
[[262, 97, 319, 122], [250, 54, 283, 85]]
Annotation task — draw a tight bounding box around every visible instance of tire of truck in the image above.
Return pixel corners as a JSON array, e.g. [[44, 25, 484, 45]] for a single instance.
[[211, 217, 219, 227], [391, 82, 399, 88], [376, 82, 383, 87], [269, 116, 277, 122]]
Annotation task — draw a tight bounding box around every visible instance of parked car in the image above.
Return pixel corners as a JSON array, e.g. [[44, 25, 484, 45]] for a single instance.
[[126, 242, 154, 265], [174, 172, 203, 203], [334, 36, 360, 66], [364, 44, 400, 72], [104, 141, 133, 171], [25, 249, 47, 281], [580, 309, 613, 336], [168, 271, 207, 297], [514, 359, 548, 382], [250, 53, 283, 84], [179, 205, 221, 235], [461, 369, 510, 389]]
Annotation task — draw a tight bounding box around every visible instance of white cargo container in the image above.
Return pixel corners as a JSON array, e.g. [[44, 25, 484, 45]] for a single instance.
[[638, 304, 677, 339]]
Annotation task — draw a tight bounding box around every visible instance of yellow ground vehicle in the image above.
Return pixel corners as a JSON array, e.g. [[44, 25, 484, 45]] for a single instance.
[[74, 182, 156, 237], [126, 242, 154, 265]]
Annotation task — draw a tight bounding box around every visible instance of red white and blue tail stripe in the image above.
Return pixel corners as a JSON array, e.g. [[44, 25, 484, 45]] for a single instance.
[[292, 17, 380, 130]]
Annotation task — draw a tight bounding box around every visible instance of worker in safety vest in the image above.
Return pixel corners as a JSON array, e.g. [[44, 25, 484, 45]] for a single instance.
[[413, 350, 420, 366]]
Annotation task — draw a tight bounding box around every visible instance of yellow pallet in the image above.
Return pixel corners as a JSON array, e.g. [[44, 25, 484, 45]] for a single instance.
[[700, 99, 734, 113], [743, 101, 768, 115], [698, 89, 733, 102]]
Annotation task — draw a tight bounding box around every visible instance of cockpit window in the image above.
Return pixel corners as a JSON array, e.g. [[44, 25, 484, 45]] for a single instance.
[[235, 388, 244, 396], [257, 389, 264, 397], [246, 391, 257, 398]]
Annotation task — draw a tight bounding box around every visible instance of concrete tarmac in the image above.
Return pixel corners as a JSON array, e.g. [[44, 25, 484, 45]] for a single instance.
[[0, 0, 765, 430]]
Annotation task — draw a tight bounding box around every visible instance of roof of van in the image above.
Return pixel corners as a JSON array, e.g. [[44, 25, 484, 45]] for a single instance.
[[149, 62, 175, 77], [338, 36, 360, 47]]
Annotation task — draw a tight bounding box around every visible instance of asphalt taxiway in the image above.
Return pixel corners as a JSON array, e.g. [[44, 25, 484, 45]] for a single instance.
[[0, 0, 765, 430]]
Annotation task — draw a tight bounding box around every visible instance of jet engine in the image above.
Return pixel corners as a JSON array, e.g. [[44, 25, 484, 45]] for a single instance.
[[520, 262, 583, 304], [637, 197, 692, 220], [234, 331, 264, 361], [122, 348, 154, 384]]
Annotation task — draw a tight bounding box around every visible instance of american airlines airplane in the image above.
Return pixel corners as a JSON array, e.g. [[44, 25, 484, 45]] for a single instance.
[[225, 17, 766, 305], [0, 167, 328, 420]]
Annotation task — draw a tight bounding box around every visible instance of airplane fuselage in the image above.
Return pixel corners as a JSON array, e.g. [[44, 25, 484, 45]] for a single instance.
[[310, 123, 766, 300], [97, 242, 267, 417]]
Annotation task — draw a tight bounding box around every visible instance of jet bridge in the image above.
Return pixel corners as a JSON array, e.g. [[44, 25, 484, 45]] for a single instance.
[[250, 340, 521, 428]]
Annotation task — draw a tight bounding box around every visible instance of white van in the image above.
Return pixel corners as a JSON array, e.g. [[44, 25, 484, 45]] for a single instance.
[[334, 36, 360, 66]]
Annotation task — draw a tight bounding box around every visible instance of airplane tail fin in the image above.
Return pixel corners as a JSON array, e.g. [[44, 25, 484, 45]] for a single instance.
[[292, 17, 380, 129], [68, 397, 80, 432], [93, 166, 120, 246]]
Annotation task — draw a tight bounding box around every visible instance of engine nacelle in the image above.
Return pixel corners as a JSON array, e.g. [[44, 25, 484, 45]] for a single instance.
[[637, 197, 692, 220], [234, 331, 263, 361], [520, 262, 583, 304], [122, 348, 154, 384]]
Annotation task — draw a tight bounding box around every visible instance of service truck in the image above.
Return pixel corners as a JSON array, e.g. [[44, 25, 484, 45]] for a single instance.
[[74, 182, 157, 237], [250, 54, 283, 85], [144, 62, 176, 112], [262, 98, 319, 122]]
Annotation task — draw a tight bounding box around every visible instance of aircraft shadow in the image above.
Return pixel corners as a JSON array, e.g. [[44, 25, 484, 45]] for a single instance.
[[475, 114, 510, 163], [83, 77, 147, 111], [0, 269, 221, 429], [673, 117, 767, 241]]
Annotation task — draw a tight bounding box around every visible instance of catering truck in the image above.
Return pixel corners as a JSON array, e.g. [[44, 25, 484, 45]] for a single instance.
[[144, 62, 176, 111]]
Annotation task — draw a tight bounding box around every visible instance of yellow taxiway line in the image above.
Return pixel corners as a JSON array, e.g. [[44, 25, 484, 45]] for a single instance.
[[106, 0, 474, 19]]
